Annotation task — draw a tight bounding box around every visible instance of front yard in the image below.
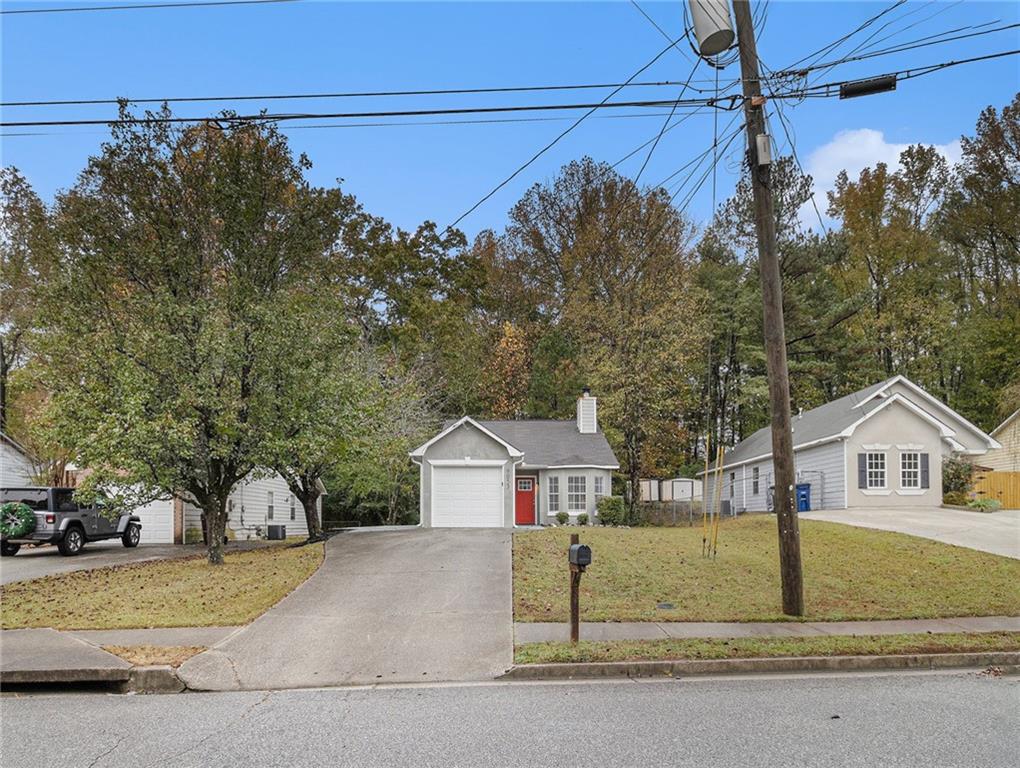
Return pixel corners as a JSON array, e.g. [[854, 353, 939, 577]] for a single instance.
[[513, 516, 1020, 622], [0, 543, 323, 630]]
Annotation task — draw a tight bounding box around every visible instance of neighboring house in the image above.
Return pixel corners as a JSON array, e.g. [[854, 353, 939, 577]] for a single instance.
[[982, 409, 1020, 472], [640, 477, 702, 502], [700, 376, 999, 513], [409, 390, 620, 527], [0, 432, 35, 487], [123, 472, 323, 545]]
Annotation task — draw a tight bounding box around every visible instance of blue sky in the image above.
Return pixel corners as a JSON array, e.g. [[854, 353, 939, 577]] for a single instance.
[[2, 1, 1018, 238]]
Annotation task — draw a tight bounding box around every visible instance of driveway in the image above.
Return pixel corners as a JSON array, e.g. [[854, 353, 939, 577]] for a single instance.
[[178, 527, 513, 690], [0, 541, 205, 585], [802, 507, 1020, 559]]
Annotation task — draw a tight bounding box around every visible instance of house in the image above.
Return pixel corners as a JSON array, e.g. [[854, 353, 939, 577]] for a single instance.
[[409, 390, 619, 527], [0, 432, 35, 487], [700, 376, 1000, 513], [130, 472, 323, 544], [982, 409, 1020, 472]]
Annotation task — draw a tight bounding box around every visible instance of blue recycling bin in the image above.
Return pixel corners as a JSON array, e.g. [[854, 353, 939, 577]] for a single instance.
[[795, 483, 811, 512]]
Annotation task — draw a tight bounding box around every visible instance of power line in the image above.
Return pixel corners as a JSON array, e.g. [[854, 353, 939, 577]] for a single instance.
[[783, 1, 908, 72], [1, 79, 720, 109], [1, 0, 296, 15], [634, 60, 702, 184]]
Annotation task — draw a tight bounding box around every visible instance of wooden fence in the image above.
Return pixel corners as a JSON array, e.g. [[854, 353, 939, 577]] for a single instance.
[[973, 471, 1020, 510]]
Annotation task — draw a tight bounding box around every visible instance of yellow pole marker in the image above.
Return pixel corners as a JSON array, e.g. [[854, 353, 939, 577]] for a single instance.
[[701, 432, 711, 558], [712, 444, 724, 559]]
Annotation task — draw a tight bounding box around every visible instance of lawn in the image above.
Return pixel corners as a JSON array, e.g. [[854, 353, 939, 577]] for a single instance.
[[513, 516, 1020, 622], [0, 543, 323, 630], [515, 631, 1020, 664]]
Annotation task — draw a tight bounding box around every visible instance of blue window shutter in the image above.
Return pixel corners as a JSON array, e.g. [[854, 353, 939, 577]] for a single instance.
[[857, 453, 867, 488], [920, 453, 930, 489]]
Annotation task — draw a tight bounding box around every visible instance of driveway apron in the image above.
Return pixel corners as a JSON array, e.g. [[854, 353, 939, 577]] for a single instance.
[[178, 528, 513, 690]]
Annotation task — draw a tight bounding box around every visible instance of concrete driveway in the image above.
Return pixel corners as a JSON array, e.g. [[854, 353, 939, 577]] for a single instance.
[[802, 507, 1020, 559], [178, 527, 513, 690], [0, 541, 205, 585]]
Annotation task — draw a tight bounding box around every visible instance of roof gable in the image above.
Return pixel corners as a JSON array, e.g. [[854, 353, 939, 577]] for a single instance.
[[408, 417, 524, 459]]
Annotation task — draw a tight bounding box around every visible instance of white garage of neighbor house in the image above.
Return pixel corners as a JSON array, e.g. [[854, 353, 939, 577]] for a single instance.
[[701, 376, 999, 514], [410, 390, 619, 528], [120, 472, 322, 545], [1, 432, 36, 487]]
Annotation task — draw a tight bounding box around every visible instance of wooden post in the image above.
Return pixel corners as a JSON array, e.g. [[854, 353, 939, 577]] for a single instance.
[[732, 0, 804, 615], [569, 532, 581, 643]]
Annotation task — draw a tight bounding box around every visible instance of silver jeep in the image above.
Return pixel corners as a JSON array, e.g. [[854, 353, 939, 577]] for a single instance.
[[0, 487, 142, 557]]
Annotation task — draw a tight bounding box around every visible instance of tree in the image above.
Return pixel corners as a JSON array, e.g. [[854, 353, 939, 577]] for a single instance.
[[42, 110, 354, 564], [482, 322, 531, 418]]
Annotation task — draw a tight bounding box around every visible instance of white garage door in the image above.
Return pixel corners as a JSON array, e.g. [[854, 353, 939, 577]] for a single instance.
[[432, 465, 504, 527], [132, 498, 174, 544]]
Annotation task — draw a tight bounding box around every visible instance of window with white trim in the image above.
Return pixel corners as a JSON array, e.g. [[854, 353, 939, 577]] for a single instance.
[[567, 476, 586, 512], [267, 490, 275, 520], [752, 467, 760, 495], [729, 472, 735, 497], [866, 452, 887, 489], [548, 477, 560, 513], [290, 494, 296, 521], [900, 452, 920, 489], [594, 475, 605, 498]]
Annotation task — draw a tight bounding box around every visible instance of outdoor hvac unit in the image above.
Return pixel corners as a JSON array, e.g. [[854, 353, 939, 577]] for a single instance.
[[267, 525, 287, 540]]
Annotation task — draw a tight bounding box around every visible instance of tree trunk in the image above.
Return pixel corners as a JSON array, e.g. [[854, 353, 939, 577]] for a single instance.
[[204, 496, 228, 565], [301, 492, 324, 542]]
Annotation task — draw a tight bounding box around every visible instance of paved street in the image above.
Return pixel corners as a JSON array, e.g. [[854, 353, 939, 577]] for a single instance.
[[178, 527, 513, 690], [2, 672, 1017, 767], [802, 507, 1020, 559], [0, 541, 205, 585]]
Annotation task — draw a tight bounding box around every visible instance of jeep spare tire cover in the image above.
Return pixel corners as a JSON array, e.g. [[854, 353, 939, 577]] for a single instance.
[[0, 502, 36, 538]]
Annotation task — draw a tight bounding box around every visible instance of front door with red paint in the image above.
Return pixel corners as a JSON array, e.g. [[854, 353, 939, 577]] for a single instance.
[[515, 478, 536, 525]]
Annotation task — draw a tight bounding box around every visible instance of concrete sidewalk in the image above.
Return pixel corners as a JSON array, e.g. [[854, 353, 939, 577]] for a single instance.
[[515, 616, 1020, 643], [0, 628, 131, 684]]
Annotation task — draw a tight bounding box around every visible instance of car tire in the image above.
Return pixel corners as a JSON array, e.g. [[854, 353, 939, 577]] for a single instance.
[[58, 526, 85, 556], [0, 541, 20, 557], [122, 523, 141, 548]]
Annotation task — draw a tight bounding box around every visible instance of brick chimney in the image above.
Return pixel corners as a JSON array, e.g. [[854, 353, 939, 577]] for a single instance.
[[576, 387, 597, 434]]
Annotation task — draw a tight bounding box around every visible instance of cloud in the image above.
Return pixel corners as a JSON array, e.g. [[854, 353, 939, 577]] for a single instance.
[[799, 128, 962, 229]]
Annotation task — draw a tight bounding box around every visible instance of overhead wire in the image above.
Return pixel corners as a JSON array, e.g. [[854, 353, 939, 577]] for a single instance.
[[1, 0, 296, 14]]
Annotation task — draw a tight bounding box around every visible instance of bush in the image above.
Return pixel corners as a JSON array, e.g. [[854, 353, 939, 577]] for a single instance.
[[577, 513, 589, 526], [968, 498, 1002, 512], [942, 457, 975, 494], [942, 491, 968, 507], [597, 495, 625, 526], [555, 511, 569, 525]]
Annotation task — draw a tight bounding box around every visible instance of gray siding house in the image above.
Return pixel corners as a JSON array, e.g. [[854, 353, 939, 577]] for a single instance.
[[410, 391, 619, 527], [0, 432, 35, 487], [701, 376, 999, 513]]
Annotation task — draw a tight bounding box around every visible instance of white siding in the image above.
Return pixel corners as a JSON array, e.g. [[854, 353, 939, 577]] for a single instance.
[[132, 498, 175, 544], [1, 439, 35, 486]]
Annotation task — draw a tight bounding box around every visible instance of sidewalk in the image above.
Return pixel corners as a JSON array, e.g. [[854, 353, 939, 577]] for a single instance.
[[514, 616, 1020, 644]]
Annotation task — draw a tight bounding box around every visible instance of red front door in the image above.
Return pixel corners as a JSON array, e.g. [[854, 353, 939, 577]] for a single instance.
[[515, 478, 536, 525]]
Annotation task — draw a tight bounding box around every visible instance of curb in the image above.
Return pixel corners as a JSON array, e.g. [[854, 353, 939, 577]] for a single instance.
[[0, 667, 131, 685], [500, 651, 1020, 680], [121, 665, 186, 694]]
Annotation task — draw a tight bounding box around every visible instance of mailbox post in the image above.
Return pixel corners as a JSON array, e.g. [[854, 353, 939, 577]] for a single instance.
[[568, 534, 592, 644]]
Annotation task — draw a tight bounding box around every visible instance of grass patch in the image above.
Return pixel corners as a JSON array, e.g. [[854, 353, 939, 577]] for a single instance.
[[0, 543, 323, 630], [515, 631, 1020, 664], [513, 516, 1020, 622], [103, 644, 205, 667]]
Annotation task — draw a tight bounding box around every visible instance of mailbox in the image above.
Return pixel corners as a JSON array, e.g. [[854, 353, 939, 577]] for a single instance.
[[568, 543, 592, 568]]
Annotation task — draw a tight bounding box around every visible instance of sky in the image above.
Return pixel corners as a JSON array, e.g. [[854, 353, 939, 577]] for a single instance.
[[2, 0, 1019, 239]]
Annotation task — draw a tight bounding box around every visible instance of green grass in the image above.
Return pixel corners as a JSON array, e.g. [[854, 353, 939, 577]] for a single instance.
[[514, 631, 1020, 664], [0, 543, 323, 630], [513, 516, 1020, 622]]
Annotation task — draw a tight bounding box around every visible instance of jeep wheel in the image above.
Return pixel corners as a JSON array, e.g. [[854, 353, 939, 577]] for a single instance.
[[0, 541, 20, 557], [122, 523, 141, 548], [58, 526, 85, 556]]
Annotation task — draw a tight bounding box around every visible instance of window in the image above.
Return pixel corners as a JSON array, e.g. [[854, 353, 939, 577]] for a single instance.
[[594, 476, 605, 498], [729, 472, 735, 497], [267, 491, 274, 520], [53, 490, 78, 512], [752, 467, 760, 495], [900, 452, 920, 489], [548, 477, 560, 513], [290, 495, 296, 520], [866, 452, 887, 489], [1, 489, 48, 511], [227, 498, 234, 521], [567, 476, 586, 512]]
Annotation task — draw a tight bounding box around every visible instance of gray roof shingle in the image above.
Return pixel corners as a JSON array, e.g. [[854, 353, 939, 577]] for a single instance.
[[445, 419, 620, 468]]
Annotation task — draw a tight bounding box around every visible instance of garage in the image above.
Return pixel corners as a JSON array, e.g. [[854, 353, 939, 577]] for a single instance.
[[131, 498, 175, 544], [431, 464, 503, 527]]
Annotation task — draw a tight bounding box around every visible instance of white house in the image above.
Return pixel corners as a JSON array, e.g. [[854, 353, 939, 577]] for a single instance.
[[701, 376, 999, 513], [0, 432, 35, 487], [409, 390, 619, 528], [982, 409, 1020, 473]]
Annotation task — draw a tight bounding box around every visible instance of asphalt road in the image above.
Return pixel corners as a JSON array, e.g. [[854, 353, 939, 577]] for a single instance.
[[2, 671, 1017, 767]]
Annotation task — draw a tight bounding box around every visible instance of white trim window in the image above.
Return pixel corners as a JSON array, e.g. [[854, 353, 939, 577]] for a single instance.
[[290, 494, 296, 521], [267, 490, 275, 521], [729, 472, 735, 497], [594, 475, 605, 498], [548, 477, 560, 513], [866, 452, 887, 489], [900, 452, 920, 489], [752, 467, 760, 495], [567, 476, 587, 512]]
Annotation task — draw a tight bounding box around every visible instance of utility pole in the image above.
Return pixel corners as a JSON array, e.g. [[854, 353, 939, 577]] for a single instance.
[[731, 0, 804, 615]]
